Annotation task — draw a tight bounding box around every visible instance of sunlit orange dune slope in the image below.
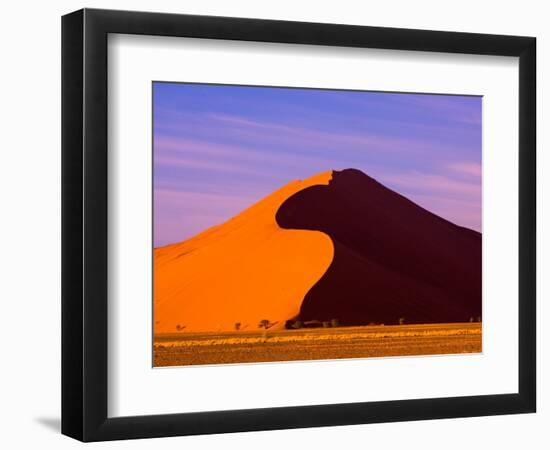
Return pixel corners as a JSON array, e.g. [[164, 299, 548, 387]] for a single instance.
[[154, 171, 334, 334]]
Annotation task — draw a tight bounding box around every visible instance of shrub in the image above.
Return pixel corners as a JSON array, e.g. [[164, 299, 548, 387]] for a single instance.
[[234, 322, 241, 331], [285, 319, 302, 329], [330, 318, 339, 328], [398, 317, 405, 325], [258, 319, 271, 329]]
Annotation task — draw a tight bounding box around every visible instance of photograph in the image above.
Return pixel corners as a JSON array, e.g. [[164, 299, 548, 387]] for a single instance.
[[152, 82, 482, 367], [1, 1, 541, 446]]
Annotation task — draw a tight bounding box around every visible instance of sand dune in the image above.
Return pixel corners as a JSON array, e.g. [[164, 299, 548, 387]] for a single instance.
[[154, 171, 334, 333], [276, 169, 481, 325], [155, 168, 481, 334]]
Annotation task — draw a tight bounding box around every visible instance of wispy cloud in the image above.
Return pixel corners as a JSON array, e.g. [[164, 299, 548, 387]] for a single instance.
[[408, 193, 481, 232], [154, 189, 259, 246], [154, 154, 264, 176], [447, 162, 482, 178], [155, 188, 256, 209], [209, 112, 401, 150], [155, 136, 318, 167], [391, 94, 482, 126], [154, 135, 351, 175], [209, 113, 471, 157], [379, 171, 480, 198], [376, 168, 481, 232]]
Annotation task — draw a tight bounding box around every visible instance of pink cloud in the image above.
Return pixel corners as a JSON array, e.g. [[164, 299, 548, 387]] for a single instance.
[[155, 189, 255, 205], [154, 136, 346, 173], [379, 171, 480, 198], [154, 154, 263, 176], [154, 189, 259, 246], [376, 169, 481, 232], [391, 95, 482, 126], [407, 193, 482, 232], [447, 162, 482, 178]]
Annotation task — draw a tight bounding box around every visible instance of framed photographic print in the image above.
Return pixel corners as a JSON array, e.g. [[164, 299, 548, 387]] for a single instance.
[[62, 8, 536, 441]]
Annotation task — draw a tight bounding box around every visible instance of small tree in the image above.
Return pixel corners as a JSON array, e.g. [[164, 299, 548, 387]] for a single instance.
[[259, 319, 271, 329], [234, 322, 241, 331]]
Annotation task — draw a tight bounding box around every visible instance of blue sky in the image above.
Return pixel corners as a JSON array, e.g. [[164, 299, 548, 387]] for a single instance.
[[153, 82, 481, 247]]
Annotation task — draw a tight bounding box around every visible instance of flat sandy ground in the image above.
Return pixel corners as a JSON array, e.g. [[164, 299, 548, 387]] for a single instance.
[[153, 322, 482, 367]]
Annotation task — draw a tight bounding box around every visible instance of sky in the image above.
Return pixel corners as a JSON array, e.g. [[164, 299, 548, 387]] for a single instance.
[[153, 82, 482, 247]]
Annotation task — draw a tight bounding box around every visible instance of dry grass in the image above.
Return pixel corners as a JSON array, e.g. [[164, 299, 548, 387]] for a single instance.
[[153, 322, 482, 367]]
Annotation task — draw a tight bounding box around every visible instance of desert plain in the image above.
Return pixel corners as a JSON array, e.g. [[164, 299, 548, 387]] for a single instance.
[[154, 322, 482, 367]]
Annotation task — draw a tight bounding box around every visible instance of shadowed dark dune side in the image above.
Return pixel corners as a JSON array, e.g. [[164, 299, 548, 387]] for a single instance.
[[275, 169, 481, 326]]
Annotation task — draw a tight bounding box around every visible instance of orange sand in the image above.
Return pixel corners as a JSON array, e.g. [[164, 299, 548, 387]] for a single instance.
[[154, 171, 334, 333]]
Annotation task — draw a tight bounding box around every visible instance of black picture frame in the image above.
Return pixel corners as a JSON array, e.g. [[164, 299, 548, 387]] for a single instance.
[[62, 8, 536, 442]]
